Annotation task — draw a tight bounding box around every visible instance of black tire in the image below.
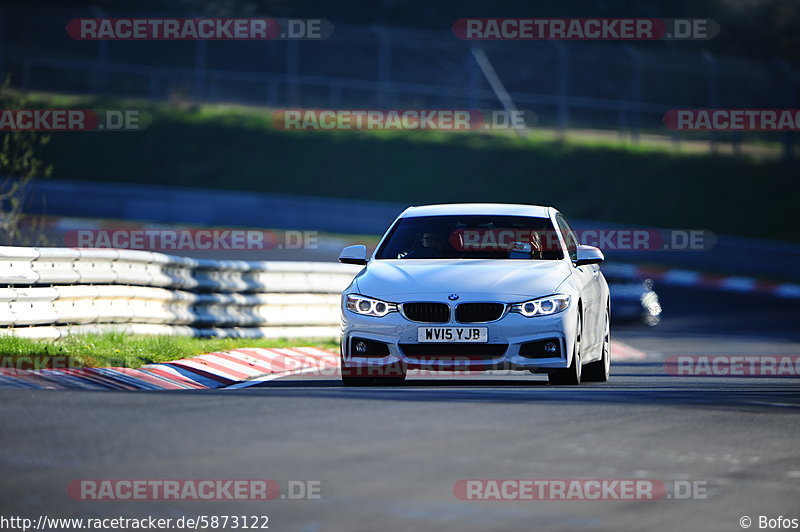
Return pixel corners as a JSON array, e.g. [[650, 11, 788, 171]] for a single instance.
[[340, 354, 373, 386], [341, 376, 374, 386], [583, 307, 610, 382], [340, 359, 406, 387], [370, 360, 407, 386], [372, 374, 407, 386], [549, 311, 582, 385], [340, 366, 374, 387]]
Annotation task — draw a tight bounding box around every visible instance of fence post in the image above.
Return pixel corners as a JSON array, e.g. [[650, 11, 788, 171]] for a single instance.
[[775, 59, 796, 163], [287, 39, 299, 106], [329, 82, 342, 108], [97, 40, 109, 94], [0, 7, 5, 83], [194, 39, 207, 103], [702, 51, 719, 154], [267, 78, 279, 107], [467, 50, 479, 109], [374, 26, 392, 107], [554, 41, 569, 137], [148, 72, 160, 100], [470, 45, 524, 137], [624, 46, 642, 143], [21, 59, 30, 90]]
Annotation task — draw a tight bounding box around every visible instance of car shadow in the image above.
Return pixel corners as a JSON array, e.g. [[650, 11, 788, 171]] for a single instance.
[[217, 371, 800, 413]]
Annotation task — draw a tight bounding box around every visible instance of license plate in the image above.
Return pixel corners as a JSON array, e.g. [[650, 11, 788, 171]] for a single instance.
[[418, 327, 488, 343]]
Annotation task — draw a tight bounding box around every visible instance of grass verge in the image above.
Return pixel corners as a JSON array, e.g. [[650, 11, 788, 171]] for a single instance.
[[17, 90, 800, 242], [0, 333, 338, 369]]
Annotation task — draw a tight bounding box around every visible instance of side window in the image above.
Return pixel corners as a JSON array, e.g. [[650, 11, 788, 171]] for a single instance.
[[556, 214, 579, 262]]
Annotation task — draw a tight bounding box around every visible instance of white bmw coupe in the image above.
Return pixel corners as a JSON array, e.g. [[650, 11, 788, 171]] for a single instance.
[[338, 203, 610, 386]]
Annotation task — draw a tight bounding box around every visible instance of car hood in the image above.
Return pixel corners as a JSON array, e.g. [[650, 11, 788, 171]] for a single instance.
[[354, 259, 573, 301]]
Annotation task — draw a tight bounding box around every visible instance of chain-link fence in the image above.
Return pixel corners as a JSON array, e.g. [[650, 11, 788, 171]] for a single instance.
[[2, 7, 798, 157]]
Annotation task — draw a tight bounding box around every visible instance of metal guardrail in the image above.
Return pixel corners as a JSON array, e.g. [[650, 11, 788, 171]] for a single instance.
[[0, 246, 360, 339], [23, 179, 800, 281], [3, 241, 796, 340]]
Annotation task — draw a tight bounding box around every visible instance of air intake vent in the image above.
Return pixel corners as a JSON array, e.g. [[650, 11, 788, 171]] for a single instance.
[[456, 303, 505, 323], [402, 302, 450, 323], [399, 343, 507, 358]]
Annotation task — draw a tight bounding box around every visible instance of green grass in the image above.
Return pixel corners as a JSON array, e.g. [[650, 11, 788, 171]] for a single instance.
[[0, 332, 338, 369], [16, 90, 800, 242]]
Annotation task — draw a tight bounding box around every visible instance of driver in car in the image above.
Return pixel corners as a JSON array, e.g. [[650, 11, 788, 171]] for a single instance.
[[402, 232, 446, 258]]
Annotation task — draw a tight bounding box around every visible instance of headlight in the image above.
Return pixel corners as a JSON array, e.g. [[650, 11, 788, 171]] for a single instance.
[[511, 294, 570, 317], [346, 294, 398, 317]]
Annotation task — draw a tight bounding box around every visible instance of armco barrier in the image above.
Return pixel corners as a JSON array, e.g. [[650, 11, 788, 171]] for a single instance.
[[4, 246, 796, 341], [0, 246, 360, 339], [23, 179, 800, 281]]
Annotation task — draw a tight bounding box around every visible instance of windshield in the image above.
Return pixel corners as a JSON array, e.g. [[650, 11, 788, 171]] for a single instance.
[[375, 215, 564, 260]]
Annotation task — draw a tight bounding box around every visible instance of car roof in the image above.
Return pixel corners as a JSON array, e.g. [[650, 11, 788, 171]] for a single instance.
[[399, 203, 553, 219]]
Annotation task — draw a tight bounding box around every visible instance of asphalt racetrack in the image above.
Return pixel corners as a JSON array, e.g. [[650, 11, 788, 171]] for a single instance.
[[2, 286, 799, 531]]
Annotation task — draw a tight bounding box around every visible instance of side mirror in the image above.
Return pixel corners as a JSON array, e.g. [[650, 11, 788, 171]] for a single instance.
[[574, 245, 604, 266], [508, 241, 532, 259], [339, 245, 368, 265]]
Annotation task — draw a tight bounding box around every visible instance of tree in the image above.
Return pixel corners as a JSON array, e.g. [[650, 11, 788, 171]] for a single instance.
[[0, 78, 53, 246]]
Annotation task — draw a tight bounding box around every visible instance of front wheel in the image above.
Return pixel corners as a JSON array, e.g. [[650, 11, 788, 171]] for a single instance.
[[549, 312, 582, 385], [583, 307, 611, 382], [340, 365, 374, 387], [340, 359, 407, 387]]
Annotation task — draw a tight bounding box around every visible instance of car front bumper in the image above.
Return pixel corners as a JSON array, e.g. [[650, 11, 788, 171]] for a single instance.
[[341, 301, 579, 372]]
